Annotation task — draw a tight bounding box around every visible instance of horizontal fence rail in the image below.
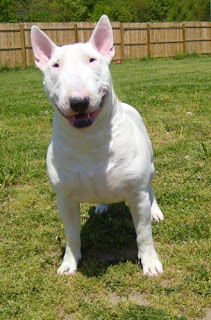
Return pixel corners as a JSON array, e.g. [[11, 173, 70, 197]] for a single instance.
[[0, 21, 211, 67]]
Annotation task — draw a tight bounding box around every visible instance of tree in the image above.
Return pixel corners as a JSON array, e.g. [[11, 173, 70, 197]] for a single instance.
[[62, 0, 88, 21], [167, 0, 210, 22], [0, 0, 210, 22], [0, 0, 16, 22], [89, 0, 136, 22]]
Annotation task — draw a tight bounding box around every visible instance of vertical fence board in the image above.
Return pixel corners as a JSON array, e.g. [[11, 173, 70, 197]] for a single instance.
[[19, 23, 26, 67], [120, 22, 124, 60], [74, 23, 78, 43], [182, 23, 186, 54], [147, 23, 151, 56]]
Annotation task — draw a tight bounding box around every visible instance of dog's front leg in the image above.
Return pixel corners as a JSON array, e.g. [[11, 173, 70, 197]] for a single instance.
[[127, 189, 163, 276], [56, 196, 81, 275]]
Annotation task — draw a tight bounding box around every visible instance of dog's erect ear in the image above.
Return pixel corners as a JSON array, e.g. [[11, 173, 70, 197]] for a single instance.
[[89, 15, 115, 62], [31, 26, 57, 71]]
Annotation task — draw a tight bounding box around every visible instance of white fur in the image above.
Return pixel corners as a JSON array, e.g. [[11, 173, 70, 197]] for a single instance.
[[31, 15, 164, 277]]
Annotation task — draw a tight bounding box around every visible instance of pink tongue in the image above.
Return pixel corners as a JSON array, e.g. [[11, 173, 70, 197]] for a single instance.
[[74, 113, 88, 121]]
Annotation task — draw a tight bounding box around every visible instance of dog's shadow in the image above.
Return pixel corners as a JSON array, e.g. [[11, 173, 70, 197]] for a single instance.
[[79, 202, 138, 277]]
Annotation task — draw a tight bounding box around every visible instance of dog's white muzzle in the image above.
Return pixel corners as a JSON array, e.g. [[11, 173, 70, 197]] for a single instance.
[[66, 93, 107, 129]]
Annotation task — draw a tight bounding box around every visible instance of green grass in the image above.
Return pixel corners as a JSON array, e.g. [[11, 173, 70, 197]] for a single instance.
[[0, 55, 210, 320]]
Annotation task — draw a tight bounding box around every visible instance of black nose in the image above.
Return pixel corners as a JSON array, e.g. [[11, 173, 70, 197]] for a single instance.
[[69, 97, 90, 113]]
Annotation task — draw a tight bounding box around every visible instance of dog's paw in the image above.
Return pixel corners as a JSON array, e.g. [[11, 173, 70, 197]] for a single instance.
[[57, 261, 77, 276], [151, 207, 164, 222], [141, 256, 163, 277], [95, 203, 109, 214]]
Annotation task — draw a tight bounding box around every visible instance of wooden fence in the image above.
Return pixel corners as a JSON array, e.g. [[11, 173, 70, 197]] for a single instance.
[[0, 21, 211, 67]]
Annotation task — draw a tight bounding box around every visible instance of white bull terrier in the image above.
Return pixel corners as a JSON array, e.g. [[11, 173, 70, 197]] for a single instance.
[[31, 15, 164, 277]]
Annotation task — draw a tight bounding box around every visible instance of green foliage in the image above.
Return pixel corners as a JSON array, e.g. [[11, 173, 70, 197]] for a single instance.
[[134, 0, 171, 22], [167, 0, 210, 22], [62, 0, 88, 22], [88, 0, 135, 22], [0, 0, 210, 22]]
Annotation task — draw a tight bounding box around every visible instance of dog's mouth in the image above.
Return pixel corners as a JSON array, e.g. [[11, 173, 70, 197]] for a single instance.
[[68, 110, 99, 128], [67, 94, 106, 129]]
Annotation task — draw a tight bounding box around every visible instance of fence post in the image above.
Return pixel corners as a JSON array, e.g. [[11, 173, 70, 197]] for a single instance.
[[19, 23, 26, 68], [147, 23, 151, 57], [74, 23, 78, 43], [182, 23, 186, 54], [120, 22, 125, 60]]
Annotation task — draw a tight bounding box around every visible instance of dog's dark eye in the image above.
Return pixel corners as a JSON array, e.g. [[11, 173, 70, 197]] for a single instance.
[[53, 63, 59, 68], [89, 58, 96, 63]]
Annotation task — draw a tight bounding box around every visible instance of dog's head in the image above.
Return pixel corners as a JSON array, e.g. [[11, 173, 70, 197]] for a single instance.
[[31, 15, 115, 129]]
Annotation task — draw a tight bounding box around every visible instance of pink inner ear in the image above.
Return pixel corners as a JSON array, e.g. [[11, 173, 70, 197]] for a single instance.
[[35, 35, 54, 61], [95, 28, 110, 54], [34, 42, 53, 71], [31, 27, 56, 71], [94, 27, 112, 55], [89, 15, 115, 61], [35, 48, 50, 64]]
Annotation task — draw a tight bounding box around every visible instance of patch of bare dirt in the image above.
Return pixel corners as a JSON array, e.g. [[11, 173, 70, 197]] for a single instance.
[[204, 308, 211, 320], [107, 290, 149, 306]]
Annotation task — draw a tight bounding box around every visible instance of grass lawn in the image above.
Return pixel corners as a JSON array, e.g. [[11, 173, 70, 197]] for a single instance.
[[0, 55, 210, 320]]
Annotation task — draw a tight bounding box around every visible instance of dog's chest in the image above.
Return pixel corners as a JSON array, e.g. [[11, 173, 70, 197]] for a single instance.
[[75, 164, 122, 203], [47, 140, 127, 203]]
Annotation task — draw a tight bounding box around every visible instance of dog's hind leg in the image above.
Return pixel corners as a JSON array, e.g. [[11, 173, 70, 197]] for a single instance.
[[56, 196, 81, 275], [149, 185, 164, 221], [95, 203, 109, 214]]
